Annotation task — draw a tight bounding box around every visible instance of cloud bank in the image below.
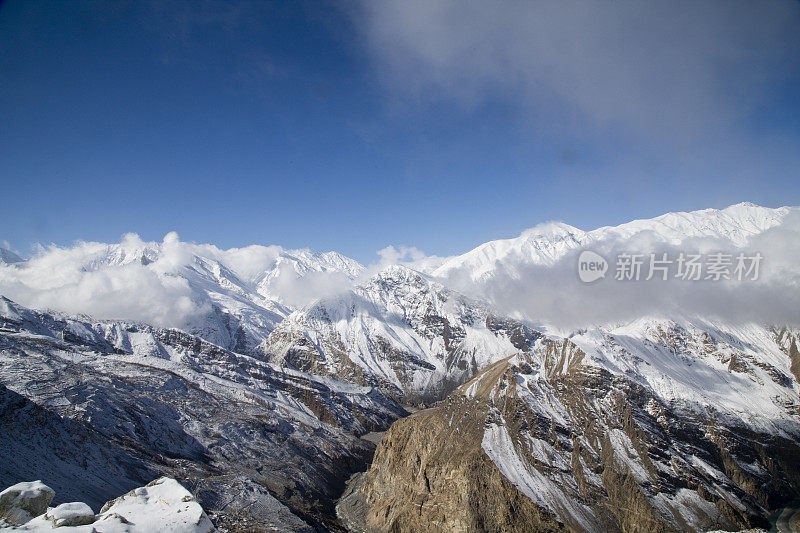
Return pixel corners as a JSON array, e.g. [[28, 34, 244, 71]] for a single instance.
[[372, 245, 450, 274], [0, 234, 207, 329], [441, 212, 800, 330], [2, 210, 798, 333], [0, 233, 358, 329]]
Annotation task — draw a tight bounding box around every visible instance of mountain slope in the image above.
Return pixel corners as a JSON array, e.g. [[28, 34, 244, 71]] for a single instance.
[[0, 297, 404, 530], [3, 203, 799, 531], [359, 324, 800, 532]]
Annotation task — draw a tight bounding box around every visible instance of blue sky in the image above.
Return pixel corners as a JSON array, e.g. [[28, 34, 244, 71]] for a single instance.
[[2, 1, 799, 264]]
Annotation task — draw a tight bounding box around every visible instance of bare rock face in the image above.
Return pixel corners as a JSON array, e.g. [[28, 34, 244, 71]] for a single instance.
[[362, 360, 563, 533], [360, 339, 800, 532], [0, 481, 55, 525], [775, 327, 800, 385]]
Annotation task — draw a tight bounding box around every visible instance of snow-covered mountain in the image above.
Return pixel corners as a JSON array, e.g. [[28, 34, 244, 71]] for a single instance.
[[327, 203, 800, 532], [432, 202, 793, 282], [1, 203, 792, 369], [170, 245, 364, 354], [3, 202, 800, 531], [263, 264, 541, 403], [263, 203, 799, 403]]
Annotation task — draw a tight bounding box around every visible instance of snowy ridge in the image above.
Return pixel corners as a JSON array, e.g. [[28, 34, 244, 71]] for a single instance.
[[263, 264, 540, 401], [568, 317, 800, 433], [433, 202, 793, 281]]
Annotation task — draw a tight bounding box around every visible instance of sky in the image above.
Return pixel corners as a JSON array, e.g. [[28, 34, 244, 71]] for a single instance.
[[1, 0, 800, 264]]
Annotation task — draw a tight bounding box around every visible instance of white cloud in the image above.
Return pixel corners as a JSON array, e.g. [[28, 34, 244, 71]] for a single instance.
[[372, 245, 450, 274], [0, 237, 209, 329], [0, 233, 366, 327], [265, 262, 354, 308], [3, 215, 797, 334], [214, 245, 284, 282]]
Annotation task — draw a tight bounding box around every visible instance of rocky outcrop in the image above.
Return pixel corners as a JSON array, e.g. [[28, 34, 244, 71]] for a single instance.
[[775, 327, 800, 385], [44, 502, 95, 527], [362, 359, 564, 533]]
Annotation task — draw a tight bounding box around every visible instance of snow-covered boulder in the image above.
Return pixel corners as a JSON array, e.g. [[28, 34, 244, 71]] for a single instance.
[[0, 477, 214, 532], [95, 477, 214, 532], [44, 503, 94, 527], [0, 481, 55, 525]]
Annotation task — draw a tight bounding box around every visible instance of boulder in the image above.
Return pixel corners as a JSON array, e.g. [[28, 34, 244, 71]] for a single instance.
[[0, 480, 55, 525], [45, 501, 95, 527]]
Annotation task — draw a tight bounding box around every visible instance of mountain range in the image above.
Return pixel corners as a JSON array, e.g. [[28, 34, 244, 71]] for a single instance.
[[2, 202, 799, 532]]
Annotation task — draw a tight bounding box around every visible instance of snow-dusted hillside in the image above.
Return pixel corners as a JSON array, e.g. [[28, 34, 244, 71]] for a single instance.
[[263, 264, 540, 402], [568, 317, 800, 429], [2, 202, 800, 531], [0, 297, 404, 530], [1, 203, 794, 363]]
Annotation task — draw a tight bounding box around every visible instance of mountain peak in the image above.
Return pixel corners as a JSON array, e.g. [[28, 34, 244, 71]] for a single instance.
[[520, 221, 584, 241], [376, 263, 424, 279], [0, 248, 24, 264]]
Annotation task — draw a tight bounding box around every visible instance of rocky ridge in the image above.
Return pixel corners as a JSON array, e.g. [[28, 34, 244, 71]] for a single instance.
[[263, 265, 540, 404]]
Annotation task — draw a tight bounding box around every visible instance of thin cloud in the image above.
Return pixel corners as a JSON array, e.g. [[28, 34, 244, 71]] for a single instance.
[[351, 0, 800, 144], [348, 0, 800, 235]]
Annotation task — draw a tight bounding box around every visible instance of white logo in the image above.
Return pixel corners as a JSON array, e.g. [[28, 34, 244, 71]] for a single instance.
[[578, 250, 608, 283]]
